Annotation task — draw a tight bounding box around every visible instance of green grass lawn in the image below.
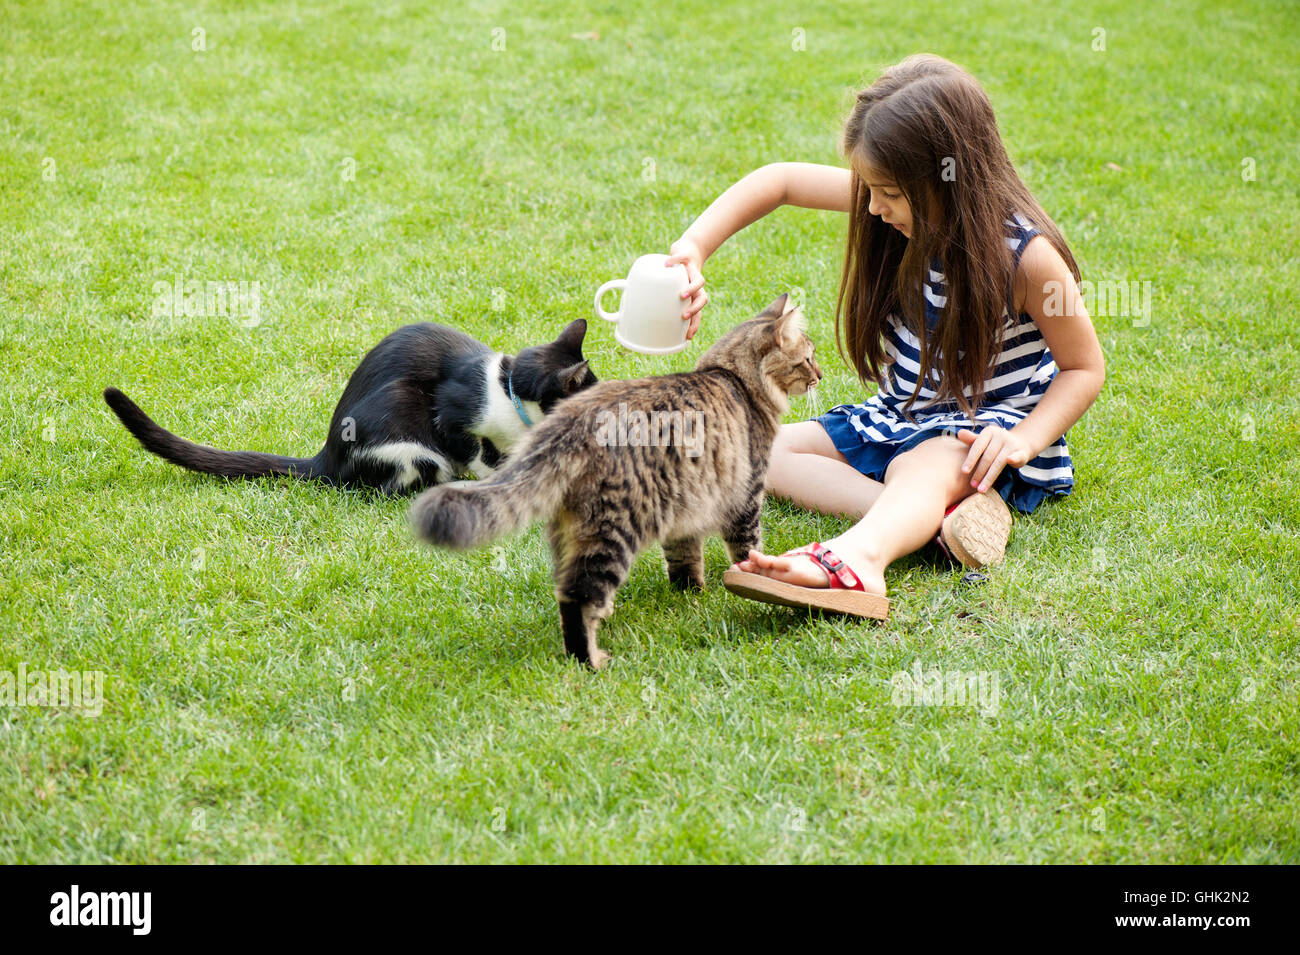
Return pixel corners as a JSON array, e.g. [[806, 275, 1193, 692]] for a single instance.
[[2, 0, 1297, 863]]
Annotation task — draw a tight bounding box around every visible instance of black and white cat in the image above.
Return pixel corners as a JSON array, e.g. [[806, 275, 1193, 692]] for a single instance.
[[104, 319, 597, 494]]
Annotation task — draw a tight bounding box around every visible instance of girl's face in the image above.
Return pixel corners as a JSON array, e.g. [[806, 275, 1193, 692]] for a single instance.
[[859, 164, 913, 238]]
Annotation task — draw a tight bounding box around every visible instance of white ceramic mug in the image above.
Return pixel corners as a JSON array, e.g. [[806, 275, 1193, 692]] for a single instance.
[[594, 253, 691, 355]]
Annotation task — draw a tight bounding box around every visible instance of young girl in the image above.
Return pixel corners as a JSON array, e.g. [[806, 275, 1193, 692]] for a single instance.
[[665, 54, 1105, 619]]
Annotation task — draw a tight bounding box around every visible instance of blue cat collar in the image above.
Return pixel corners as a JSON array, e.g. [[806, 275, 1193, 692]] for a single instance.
[[507, 368, 534, 427]]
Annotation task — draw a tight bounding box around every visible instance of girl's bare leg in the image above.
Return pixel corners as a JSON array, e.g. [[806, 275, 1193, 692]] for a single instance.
[[739, 434, 977, 595], [765, 422, 885, 519]]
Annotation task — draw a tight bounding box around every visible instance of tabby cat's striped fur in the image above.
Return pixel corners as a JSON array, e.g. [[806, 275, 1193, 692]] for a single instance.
[[410, 293, 821, 668]]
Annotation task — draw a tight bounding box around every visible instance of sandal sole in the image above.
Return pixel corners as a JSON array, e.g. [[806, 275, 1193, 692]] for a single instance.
[[722, 570, 889, 620], [940, 491, 1012, 569]]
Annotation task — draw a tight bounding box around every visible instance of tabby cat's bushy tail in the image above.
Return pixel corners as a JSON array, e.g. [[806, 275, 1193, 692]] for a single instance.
[[409, 441, 567, 549]]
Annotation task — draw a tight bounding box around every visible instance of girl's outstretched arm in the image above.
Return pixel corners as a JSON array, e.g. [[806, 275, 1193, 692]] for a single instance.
[[957, 235, 1107, 492], [667, 163, 852, 337]]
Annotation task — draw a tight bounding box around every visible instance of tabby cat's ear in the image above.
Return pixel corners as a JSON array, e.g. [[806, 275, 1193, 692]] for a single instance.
[[764, 293, 790, 317], [774, 304, 807, 348], [559, 360, 591, 394], [555, 319, 588, 353]]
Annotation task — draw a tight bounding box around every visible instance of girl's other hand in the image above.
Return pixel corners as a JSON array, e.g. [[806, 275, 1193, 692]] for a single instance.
[[666, 238, 707, 340], [956, 426, 1033, 493]]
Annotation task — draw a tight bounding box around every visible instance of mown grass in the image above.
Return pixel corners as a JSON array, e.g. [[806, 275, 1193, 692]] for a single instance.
[[1, 0, 1297, 862]]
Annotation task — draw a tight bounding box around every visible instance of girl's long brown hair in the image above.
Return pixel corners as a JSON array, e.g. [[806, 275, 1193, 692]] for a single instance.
[[835, 54, 1081, 420]]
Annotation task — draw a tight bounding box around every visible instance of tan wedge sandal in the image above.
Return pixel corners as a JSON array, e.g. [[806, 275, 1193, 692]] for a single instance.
[[723, 542, 889, 620], [938, 490, 1013, 569]]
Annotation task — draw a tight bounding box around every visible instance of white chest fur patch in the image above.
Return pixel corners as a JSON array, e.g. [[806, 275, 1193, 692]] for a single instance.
[[361, 441, 450, 492], [475, 354, 544, 449]]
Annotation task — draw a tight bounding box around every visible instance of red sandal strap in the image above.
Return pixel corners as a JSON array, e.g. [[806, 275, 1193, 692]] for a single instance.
[[788, 542, 865, 592]]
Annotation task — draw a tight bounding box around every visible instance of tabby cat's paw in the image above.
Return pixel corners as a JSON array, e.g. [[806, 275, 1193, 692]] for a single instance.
[[667, 571, 705, 591]]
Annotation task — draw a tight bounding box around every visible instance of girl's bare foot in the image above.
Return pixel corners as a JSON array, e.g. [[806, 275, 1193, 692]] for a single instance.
[[731, 539, 887, 596]]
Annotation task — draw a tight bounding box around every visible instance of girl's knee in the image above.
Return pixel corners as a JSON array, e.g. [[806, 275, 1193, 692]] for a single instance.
[[885, 435, 969, 486], [892, 434, 966, 466], [773, 421, 843, 461], [767, 426, 820, 494], [766, 436, 800, 487], [771, 422, 805, 454]]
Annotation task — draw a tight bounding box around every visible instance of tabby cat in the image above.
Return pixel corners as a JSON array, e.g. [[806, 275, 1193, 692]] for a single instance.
[[411, 294, 820, 668], [104, 320, 596, 494]]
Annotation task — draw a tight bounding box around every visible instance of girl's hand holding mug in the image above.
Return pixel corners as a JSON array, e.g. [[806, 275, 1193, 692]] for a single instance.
[[665, 238, 708, 340], [594, 255, 692, 355]]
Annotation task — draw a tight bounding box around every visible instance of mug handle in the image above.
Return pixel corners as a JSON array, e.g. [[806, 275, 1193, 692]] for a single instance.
[[594, 279, 627, 322]]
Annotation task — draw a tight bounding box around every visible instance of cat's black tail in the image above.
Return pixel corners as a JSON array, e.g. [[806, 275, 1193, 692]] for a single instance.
[[409, 435, 568, 550], [104, 387, 327, 482]]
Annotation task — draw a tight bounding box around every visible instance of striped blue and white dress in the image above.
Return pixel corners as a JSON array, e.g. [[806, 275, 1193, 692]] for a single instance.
[[816, 213, 1073, 513]]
